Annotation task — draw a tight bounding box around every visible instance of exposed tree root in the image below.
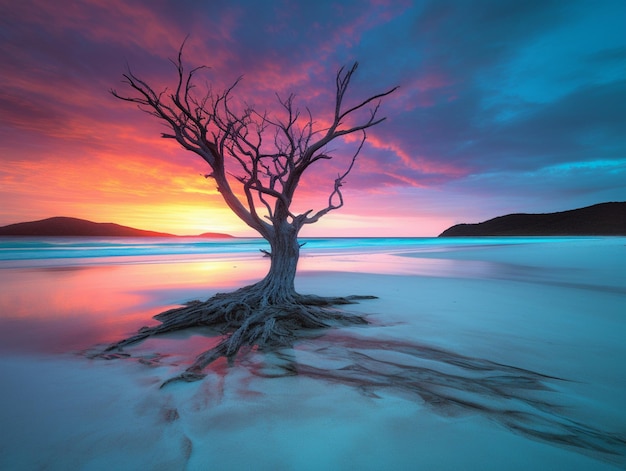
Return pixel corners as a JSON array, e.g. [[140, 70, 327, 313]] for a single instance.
[[100, 283, 375, 387], [93, 288, 626, 466]]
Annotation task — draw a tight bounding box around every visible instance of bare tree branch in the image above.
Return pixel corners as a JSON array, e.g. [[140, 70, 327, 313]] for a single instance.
[[300, 131, 368, 226], [112, 43, 396, 241], [107, 42, 398, 373]]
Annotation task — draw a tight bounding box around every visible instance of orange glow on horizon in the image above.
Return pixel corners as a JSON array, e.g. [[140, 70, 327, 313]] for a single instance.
[[3, 2, 624, 240], [0, 99, 452, 236], [0, 10, 463, 238]]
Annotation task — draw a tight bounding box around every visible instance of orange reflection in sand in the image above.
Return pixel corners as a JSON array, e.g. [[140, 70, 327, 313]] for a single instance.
[[0, 247, 480, 355], [0, 256, 269, 353]]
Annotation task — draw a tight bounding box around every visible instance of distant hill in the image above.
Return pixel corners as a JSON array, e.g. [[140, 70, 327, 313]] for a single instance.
[[439, 202, 626, 237], [0, 217, 233, 238]]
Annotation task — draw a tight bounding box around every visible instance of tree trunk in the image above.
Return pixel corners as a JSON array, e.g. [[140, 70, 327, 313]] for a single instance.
[[255, 222, 300, 304], [101, 220, 374, 382]]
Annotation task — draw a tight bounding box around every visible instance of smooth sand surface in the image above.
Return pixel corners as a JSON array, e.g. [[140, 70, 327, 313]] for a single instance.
[[1, 237, 624, 470]]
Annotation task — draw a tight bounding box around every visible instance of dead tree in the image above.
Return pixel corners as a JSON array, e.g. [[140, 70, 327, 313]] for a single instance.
[[107, 41, 397, 384]]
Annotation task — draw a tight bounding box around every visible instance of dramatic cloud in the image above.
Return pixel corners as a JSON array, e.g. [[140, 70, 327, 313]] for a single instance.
[[0, 0, 624, 236]]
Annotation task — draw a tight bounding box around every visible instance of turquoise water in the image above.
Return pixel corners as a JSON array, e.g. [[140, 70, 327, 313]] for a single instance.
[[0, 235, 583, 264]]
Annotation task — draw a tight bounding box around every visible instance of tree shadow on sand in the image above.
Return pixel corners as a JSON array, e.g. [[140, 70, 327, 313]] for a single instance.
[[262, 332, 626, 467], [94, 327, 626, 467]]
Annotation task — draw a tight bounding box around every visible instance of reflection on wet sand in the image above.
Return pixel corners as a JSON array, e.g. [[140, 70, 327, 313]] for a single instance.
[[0, 258, 268, 352]]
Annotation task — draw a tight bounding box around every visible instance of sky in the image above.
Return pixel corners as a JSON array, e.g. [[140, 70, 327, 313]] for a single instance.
[[1, 0, 625, 237]]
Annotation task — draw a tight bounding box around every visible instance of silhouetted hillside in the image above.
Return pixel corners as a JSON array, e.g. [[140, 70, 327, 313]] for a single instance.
[[0, 217, 233, 238], [439, 202, 626, 237]]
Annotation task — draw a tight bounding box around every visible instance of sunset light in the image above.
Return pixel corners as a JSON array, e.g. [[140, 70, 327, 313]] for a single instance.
[[1, 1, 624, 235], [1, 3, 625, 469]]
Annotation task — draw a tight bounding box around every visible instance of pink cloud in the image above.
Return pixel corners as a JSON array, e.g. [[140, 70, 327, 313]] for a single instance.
[[395, 72, 457, 110], [11, 0, 183, 59], [363, 134, 469, 178]]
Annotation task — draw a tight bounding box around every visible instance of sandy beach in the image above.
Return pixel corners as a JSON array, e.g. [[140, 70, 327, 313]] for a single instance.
[[1, 237, 625, 470]]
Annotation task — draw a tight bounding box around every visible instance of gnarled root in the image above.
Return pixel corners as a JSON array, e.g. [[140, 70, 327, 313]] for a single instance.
[[99, 284, 375, 386]]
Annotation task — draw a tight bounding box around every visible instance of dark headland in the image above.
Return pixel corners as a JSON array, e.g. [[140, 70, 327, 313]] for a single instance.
[[0, 216, 233, 238], [439, 202, 626, 237]]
